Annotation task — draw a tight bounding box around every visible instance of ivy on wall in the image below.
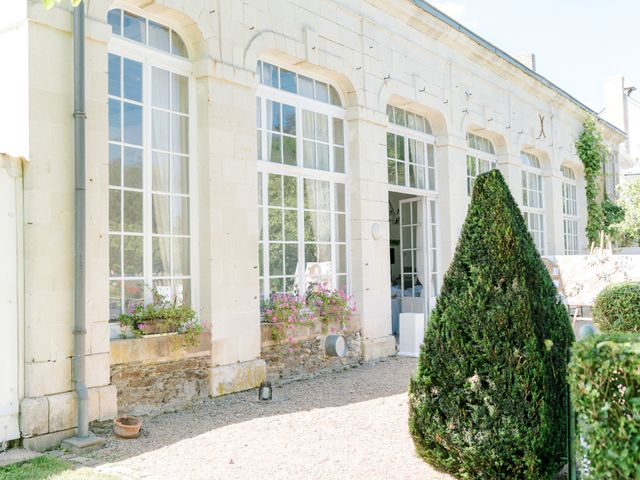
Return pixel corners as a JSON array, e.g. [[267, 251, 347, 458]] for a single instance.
[[42, 0, 82, 9], [575, 118, 624, 246]]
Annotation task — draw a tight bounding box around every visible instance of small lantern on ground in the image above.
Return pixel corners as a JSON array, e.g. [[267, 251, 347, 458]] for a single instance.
[[258, 381, 272, 401]]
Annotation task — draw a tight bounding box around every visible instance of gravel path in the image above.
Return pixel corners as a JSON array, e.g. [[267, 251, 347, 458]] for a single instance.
[[73, 357, 452, 480]]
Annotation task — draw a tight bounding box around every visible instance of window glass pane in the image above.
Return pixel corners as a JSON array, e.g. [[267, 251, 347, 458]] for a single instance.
[[263, 62, 278, 88], [171, 30, 188, 58], [280, 69, 297, 93], [282, 136, 297, 166], [109, 280, 122, 320], [123, 191, 143, 232], [268, 174, 282, 206], [333, 118, 344, 146], [171, 114, 189, 154], [284, 210, 297, 241], [123, 58, 143, 102], [317, 143, 330, 171], [109, 235, 122, 277], [336, 214, 346, 242], [268, 133, 282, 163], [171, 156, 189, 194], [268, 209, 283, 241], [329, 85, 341, 106], [109, 189, 121, 231], [123, 102, 143, 145], [284, 244, 298, 275], [109, 99, 121, 142], [123, 12, 146, 43], [334, 147, 345, 173], [152, 237, 170, 276], [149, 21, 170, 52], [315, 82, 329, 103], [107, 9, 121, 36], [172, 196, 190, 235], [303, 140, 315, 169], [152, 152, 170, 192], [283, 176, 297, 207], [123, 147, 143, 189], [152, 67, 170, 109], [152, 110, 170, 151], [298, 75, 314, 98], [315, 113, 329, 142], [302, 110, 314, 139], [282, 104, 296, 135], [396, 136, 405, 161], [335, 184, 346, 212], [109, 144, 121, 186], [152, 194, 170, 234], [123, 280, 145, 312], [108, 54, 121, 97], [270, 243, 284, 276], [268, 101, 281, 131], [171, 73, 189, 114], [172, 237, 190, 276], [123, 236, 144, 276]]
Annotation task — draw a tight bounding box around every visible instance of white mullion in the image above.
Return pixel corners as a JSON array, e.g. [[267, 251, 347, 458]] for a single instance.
[[143, 54, 154, 305], [329, 182, 336, 289]]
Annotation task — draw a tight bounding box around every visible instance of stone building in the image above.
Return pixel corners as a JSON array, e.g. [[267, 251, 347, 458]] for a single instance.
[[0, 0, 625, 450]]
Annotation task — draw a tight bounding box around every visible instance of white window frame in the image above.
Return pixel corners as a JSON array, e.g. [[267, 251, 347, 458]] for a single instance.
[[466, 132, 497, 196], [257, 80, 350, 299], [387, 120, 437, 194], [520, 151, 545, 254], [108, 25, 198, 321], [561, 165, 579, 254]]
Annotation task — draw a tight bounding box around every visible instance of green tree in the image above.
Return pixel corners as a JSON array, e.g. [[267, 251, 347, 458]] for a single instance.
[[610, 178, 640, 246], [408, 169, 574, 480], [42, 0, 82, 9]]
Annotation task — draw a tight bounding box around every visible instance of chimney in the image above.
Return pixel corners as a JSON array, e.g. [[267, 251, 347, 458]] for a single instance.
[[515, 53, 536, 72]]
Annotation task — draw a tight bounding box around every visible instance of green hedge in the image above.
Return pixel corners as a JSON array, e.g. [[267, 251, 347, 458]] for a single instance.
[[408, 170, 574, 479], [593, 282, 640, 332], [569, 332, 640, 479]]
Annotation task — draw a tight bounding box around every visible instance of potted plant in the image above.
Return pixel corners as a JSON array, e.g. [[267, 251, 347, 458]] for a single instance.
[[119, 288, 202, 347], [305, 283, 355, 332], [261, 292, 315, 343]]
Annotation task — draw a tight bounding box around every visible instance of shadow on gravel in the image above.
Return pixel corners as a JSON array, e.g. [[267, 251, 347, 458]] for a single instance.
[[87, 356, 418, 465]]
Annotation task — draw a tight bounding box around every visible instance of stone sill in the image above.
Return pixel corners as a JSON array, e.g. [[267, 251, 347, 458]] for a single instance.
[[111, 332, 211, 366], [260, 314, 361, 348]]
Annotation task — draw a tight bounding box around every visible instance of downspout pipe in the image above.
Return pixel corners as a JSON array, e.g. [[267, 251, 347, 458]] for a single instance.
[[72, 1, 89, 439]]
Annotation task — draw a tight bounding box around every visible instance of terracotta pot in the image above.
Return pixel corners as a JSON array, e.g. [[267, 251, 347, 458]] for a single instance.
[[113, 415, 142, 439]]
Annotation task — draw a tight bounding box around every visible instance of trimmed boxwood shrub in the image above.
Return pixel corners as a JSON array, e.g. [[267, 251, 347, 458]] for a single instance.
[[592, 282, 640, 332], [569, 332, 640, 479], [408, 169, 574, 480]]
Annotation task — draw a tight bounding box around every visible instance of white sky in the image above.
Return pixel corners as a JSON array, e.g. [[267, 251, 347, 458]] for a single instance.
[[430, 0, 640, 112]]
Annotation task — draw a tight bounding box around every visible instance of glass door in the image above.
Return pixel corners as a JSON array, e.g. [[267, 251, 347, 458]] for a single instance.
[[399, 197, 428, 316]]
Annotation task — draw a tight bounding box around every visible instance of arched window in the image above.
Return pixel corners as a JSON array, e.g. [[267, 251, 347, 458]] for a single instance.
[[256, 61, 347, 298], [386, 105, 436, 190], [520, 151, 545, 253], [107, 9, 193, 320], [561, 165, 579, 254], [466, 132, 496, 195]]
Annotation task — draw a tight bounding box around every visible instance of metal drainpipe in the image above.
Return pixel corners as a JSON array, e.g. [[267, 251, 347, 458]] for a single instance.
[[73, 2, 89, 439]]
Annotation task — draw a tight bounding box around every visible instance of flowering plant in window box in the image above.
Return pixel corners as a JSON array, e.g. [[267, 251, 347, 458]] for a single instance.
[[305, 283, 356, 332], [261, 292, 316, 343], [119, 289, 202, 347]]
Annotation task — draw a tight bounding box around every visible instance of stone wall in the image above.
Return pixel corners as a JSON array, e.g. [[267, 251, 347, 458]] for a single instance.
[[110, 333, 211, 415], [260, 316, 366, 383]]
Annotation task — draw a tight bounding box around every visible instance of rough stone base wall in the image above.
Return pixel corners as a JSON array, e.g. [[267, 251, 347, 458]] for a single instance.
[[111, 356, 211, 415], [262, 331, 362, 383]]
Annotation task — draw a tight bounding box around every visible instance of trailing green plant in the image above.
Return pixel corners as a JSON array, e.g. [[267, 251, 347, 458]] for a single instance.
[[593, 282, 640, 332], [568, 332, 640, 479], [576, 118, 625, 245], [261, 292, 314, 343], [408, 170, 574, 480], [305, 283, 355, 332], [119, 289, 202, 347]]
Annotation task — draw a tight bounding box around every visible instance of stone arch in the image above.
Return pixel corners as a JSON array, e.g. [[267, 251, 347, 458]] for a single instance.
[[465, 123, 508, 157], [379, 81, 449, 137], [244, 33, 361, 109], [519, 144, 553, 176], [90, 0, 209, 60]]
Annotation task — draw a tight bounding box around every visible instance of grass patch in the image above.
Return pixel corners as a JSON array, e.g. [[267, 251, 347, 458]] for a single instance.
[[0, 456, 116, 480]]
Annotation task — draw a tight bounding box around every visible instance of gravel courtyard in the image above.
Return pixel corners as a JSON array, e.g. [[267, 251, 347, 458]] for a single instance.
[[69, 357, 452, 480]]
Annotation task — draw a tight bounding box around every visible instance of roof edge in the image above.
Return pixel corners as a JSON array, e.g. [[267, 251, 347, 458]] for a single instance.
[[412, 0, 627, 138]]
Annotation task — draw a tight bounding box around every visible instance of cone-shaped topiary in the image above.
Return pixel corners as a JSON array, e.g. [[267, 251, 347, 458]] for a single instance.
[[408, 169, 574, 480]]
